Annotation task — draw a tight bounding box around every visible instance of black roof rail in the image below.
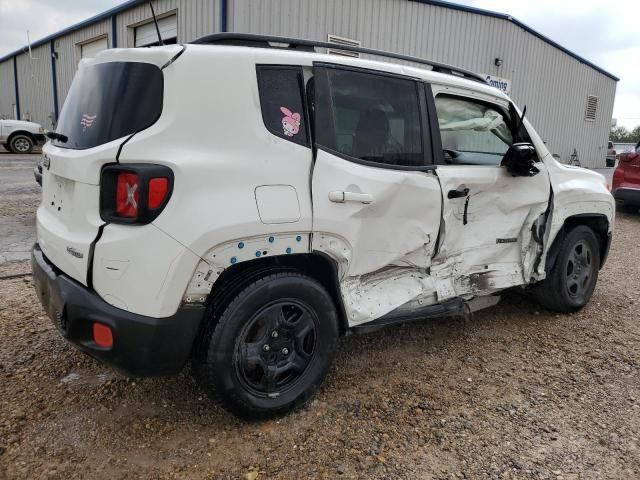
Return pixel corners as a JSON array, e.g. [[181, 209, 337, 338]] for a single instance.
[[190, 33, 488, 85]]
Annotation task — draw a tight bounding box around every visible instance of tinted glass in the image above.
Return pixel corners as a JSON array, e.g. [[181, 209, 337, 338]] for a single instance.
[[257, 66, 309, 146], [53, 62, 163, 150], [317, 68, 424, 167], [435, 94, 513, 166]]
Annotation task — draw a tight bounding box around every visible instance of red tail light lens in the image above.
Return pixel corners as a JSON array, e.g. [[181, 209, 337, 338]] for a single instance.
[[148, 177, 169, 209], [100, 164, 174, 224], [115, 172, 140, 218]]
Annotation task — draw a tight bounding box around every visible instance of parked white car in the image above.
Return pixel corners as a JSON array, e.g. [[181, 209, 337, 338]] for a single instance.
[[31, 34, 614, 419], [0, 118, 46, 153]]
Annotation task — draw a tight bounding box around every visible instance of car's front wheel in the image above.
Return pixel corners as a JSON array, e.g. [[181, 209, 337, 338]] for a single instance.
[[534, 225, 600, 313], [194, 271, 339, 419], [9, 134, 34, 154]]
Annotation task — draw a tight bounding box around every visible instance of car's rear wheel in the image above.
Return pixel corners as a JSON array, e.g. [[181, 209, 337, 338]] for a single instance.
[[194, 271, 339, 419], [534, 226, 600, 313], [9, 134, 34, 154]]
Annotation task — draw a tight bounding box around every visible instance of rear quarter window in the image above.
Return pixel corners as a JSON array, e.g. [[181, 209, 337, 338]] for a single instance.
[[256, 66, 309, 147]]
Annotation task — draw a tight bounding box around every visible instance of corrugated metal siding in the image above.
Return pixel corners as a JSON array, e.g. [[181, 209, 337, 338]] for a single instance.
[[15, 45, 55, 128], [0, 59, 16, 119], [232, 0, 617, 168], [115, 0, 219, 47], [53, 19, 111, 108]]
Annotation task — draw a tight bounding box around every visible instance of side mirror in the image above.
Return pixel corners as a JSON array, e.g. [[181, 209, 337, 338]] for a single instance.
[[501, 143, 540, 177]]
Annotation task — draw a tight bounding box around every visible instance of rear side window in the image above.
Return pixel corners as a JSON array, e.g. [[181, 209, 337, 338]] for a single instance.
[[315, 67, 425, 168], [53, 62, 163, 150], [256, 66, 309, 147]]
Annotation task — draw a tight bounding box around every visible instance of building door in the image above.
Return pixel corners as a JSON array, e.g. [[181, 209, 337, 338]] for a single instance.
[[80, 36, 108, 59], [134, 14, 178, 47]]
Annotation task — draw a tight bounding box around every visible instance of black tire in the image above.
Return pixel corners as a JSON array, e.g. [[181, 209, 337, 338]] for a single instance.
[[9, 134, 34, 154], [534, 225, 600, 313], [194, 271, 339, 419]]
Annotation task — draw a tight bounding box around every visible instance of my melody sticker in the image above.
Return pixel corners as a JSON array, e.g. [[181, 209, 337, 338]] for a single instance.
[[280, 107, 301, 137]]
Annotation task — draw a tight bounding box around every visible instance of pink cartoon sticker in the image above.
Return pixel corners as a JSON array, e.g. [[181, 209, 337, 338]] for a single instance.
[[280, 106, 301, 137]]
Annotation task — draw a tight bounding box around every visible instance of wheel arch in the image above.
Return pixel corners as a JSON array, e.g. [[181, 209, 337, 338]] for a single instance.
[[192, 252, 349, 361], [5, 130, 38, 150], [545, 214, 611, 274], [7, 130, 36, 144]]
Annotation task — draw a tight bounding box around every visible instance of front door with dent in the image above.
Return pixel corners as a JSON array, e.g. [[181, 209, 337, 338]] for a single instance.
[[428, 87, 551, 295]]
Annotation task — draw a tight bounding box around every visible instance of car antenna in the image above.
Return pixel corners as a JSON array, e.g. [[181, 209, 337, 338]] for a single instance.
[[148, 1, 164, 46]]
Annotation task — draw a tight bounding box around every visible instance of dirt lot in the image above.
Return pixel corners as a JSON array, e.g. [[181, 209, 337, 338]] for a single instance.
[[1, 179, 639, 479]]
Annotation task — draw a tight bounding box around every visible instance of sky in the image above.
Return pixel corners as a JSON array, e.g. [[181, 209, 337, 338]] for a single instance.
[[1, 0, 638, 129]]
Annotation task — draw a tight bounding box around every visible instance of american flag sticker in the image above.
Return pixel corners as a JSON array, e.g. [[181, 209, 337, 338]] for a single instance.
[[80, 114, 97, 131]]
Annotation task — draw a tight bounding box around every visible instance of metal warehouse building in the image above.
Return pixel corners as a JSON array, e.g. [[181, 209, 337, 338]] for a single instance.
[[0, 0, 618, 168]]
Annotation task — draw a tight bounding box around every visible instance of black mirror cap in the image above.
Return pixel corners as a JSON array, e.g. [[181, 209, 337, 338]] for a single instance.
[[501, 142, 540, 177]]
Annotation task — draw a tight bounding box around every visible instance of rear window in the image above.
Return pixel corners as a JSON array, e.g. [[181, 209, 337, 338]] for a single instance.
[[53, 62, 163, 150]]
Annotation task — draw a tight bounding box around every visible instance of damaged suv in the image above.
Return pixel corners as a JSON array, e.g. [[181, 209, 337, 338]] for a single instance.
[[32, 34, 614, 419]]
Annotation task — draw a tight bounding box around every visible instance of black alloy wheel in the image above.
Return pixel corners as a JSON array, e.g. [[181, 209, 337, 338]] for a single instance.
[[533, 225, 601, 313], [235, 300, 318, 395], [194, 271, 339, 419]]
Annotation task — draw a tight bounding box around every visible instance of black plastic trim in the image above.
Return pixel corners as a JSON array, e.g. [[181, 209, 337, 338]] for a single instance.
[[424, 83, 444, 165], [31, 244, 204, 377], [350, 298, 466, 335]]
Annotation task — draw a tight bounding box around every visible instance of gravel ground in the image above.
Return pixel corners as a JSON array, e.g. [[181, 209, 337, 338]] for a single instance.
[[1, 199, 639, 479]]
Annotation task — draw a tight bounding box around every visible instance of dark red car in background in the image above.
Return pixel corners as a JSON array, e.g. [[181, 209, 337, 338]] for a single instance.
[[612, 141, 640, 213]]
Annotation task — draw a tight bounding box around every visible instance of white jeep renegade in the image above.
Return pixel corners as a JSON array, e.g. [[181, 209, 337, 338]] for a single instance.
[[32, 34, 614, 419]]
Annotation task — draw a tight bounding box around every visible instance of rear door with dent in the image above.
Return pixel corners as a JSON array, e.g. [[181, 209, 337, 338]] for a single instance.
[[310, 64, 443, 323]]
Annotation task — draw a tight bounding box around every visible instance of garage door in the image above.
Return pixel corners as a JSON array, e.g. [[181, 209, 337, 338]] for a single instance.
[[81, 36, 108, 59], [135, 14, 177, 47]]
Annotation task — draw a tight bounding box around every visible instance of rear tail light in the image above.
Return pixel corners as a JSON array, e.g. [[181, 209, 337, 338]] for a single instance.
[[148, 177, 169, 209], [116, 172, 140, 218], [100, 164, 173, 224]]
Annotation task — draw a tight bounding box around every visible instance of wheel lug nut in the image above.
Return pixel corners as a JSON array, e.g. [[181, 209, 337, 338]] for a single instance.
[[281, 348, 289, 355], [271, 331, 278, 338], [263, 344, 270, 352]]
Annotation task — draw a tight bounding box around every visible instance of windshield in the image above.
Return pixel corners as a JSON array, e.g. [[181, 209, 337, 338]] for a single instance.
[[53, 62, 163, 150]]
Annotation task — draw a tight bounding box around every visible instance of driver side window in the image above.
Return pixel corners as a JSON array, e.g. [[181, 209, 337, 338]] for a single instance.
[[434, 94, 513, 166]]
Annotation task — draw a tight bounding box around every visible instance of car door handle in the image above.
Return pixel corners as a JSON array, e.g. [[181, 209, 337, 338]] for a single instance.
[[329, 191, 374, 204], [447, 187, 469, 199]]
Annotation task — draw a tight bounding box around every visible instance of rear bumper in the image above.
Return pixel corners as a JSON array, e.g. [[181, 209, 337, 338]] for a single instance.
[[612, 187, 640, 207], [31, 244, 204, 377]]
